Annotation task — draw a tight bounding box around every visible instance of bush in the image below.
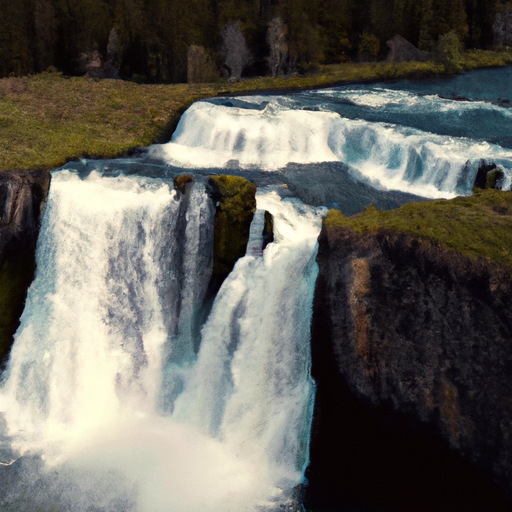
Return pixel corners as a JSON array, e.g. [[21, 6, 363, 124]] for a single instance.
[[358, 33, 380, 62], [187, 45, 219, 84], [435, 31, 463, 72]]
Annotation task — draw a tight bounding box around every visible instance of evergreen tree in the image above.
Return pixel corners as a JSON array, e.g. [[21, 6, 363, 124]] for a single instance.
[[277, 0, 324, 70], [53, 0, 113, 74], [0, 0, 34, 76], [34, 0, 57, 72], [318, 0, 352, 63]]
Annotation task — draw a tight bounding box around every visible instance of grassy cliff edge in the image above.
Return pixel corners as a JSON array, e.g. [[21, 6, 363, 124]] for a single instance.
[[325, 189, 512, 273], [1, 49, 511, 172]]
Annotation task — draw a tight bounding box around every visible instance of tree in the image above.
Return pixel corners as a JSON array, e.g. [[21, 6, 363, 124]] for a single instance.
[[266, 16, 288, 76], [220, 20, 251, 79], [435, 30, 463, 71], [318, 0, 352, 63], [0, 0, 34, 76], [358, 32, 380, 61], [187, 44, 218, 83], [34, 0, 57, 71]]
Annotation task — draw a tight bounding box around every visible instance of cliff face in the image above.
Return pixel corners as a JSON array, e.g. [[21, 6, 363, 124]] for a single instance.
[[306, 224, 512, 512], [0, 169, 50, 365]]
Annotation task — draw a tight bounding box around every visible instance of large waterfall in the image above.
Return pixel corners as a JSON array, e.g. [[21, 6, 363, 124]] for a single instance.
[[0, 171, 324, 512]]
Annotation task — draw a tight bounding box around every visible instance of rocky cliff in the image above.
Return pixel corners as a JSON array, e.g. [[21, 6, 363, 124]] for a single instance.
[[0, 169, 50, 365], [306, 218, 512, 511]]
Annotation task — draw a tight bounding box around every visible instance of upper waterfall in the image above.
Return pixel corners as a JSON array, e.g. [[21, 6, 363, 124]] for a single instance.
[[149, 89, 512, 199]]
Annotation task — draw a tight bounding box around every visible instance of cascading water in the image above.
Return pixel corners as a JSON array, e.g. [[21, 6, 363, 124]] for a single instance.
[[0, 170, 324, 512], [150, 86, 512, 198]]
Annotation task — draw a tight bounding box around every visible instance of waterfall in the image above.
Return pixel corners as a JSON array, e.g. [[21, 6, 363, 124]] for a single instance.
[[0, 170, 323, 512], [149, 96, 512, 198]]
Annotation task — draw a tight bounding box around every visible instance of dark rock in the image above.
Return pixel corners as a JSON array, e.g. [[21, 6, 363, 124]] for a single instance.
[[306, 224, 512, 511], [78, 45, 119, 80], [475, 161, 502, 189], [386, 35, 428, 63], [262, 211, 274, 250], [209, 175, 256, 276], [487, 169, 505, 189], [0, 169, 51, 366]]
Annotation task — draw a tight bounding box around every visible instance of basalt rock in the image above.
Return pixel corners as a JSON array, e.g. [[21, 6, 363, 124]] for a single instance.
[[209, 175, 256, 276], [306, 224, 512, 512], [0, 169, 51, 365]]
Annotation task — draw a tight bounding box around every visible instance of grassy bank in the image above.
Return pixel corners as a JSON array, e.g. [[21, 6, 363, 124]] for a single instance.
[[325, 189, 512, 273], [1, 49, 511, 172]]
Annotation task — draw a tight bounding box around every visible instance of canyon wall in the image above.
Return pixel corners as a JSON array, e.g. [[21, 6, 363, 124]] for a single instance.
[[306, 224, 512, 512], [0, 169, 50, 365]]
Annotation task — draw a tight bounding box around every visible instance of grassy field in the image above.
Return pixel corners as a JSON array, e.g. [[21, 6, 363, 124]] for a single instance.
[[325, 188, 512, 272], [0, 49, 511, 172]]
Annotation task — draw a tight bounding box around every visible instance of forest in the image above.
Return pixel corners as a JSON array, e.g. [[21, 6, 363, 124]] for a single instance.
[[0, 0, 508, 83]]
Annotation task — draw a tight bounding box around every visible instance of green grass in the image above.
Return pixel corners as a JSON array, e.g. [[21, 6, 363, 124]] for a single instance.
[[0, 49, 511, 171], [325, 189, 512, 272]]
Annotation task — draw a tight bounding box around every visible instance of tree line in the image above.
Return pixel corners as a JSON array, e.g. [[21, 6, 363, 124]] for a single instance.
[[0, 0, 506, 82]]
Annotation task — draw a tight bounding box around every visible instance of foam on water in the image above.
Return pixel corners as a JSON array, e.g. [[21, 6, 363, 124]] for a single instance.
[[150, 98, 512, 198], [0, 171, 322, 512]]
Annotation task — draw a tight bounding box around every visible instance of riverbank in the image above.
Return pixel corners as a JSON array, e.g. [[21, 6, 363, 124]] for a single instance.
[[1, 49, 512, 172]]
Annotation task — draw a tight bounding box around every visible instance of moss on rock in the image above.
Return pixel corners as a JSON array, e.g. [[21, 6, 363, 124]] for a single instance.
[[324, 189, 512, 273], [174, 173, 194, 193], [210, 175, 256, 275]]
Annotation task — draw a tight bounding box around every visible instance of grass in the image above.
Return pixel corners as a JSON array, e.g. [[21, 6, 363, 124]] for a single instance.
[[325, 188, 512, 272], [0, 48, 511, 171]]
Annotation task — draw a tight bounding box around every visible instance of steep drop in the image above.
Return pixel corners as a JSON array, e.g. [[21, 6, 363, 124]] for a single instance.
[[0, 171, 323, 512]]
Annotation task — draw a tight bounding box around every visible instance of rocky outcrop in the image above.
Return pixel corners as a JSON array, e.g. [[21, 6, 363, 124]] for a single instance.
[[306, 224, 512, 512], [386, 35, 428, 63], [209, 175, 256, 276], [475, 161, 505, 189], [0, 169, 50, 365]]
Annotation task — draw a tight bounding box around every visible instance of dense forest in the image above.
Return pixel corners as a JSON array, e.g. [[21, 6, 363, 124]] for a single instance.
[[0, 0, 508, 82]]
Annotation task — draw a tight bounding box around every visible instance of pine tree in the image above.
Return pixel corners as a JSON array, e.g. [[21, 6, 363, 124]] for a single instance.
[[220, 20, 251, 79], [34, 0, 57, 71], [0, 0, 34, 76], [318, 0, 352, 63]]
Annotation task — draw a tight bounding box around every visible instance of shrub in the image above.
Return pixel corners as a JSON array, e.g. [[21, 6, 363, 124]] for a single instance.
[[435, 31, 463, 72], [187, 45, 219, 84], [358, 33, 380, 62]]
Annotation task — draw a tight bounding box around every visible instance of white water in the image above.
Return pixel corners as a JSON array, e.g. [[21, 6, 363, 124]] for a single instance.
[[150, 98, 512, 198], [0, 171, 323, 512]]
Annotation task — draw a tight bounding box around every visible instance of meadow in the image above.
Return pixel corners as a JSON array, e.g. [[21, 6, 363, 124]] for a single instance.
[[1, 49, 511, 172]]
